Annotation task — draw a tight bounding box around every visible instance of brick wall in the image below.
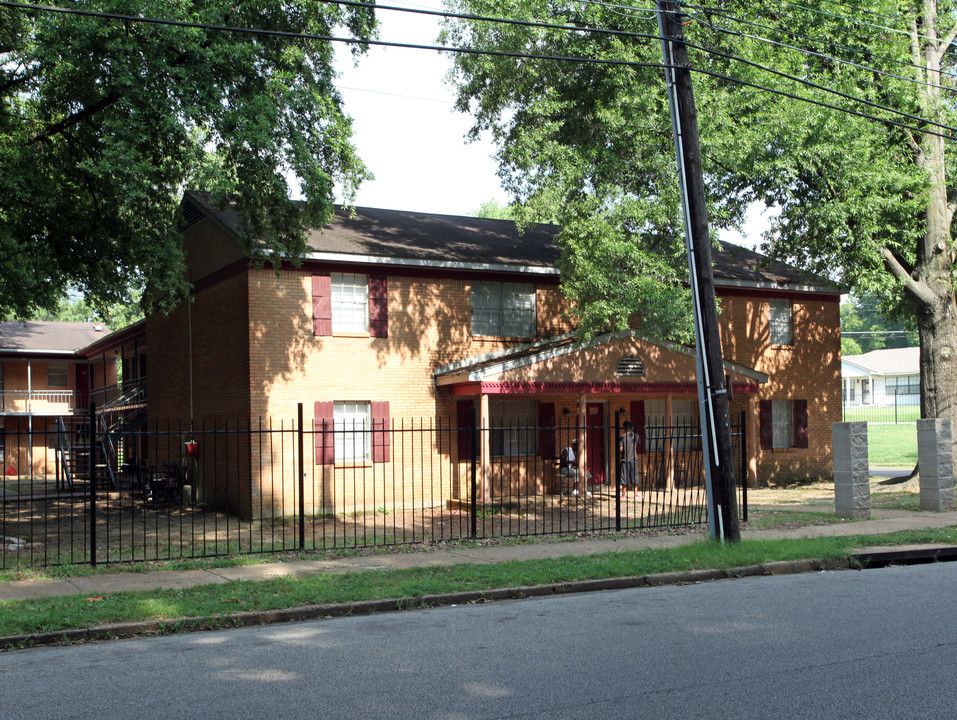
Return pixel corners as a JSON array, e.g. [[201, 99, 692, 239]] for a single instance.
[[721, 292, 842, 484], [146, 254, 840, 515]]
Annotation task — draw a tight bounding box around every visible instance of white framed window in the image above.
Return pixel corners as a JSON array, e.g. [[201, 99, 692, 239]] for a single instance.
[[490, 398, 538, 457], [771, 399, 794, 449], [886, 375, 919, 396], [471, 281, 536, 337], [331, 273, 369, 333], [769, 298, 793, 345], [47, 362, 68, 388], [334, 401, 370, 463]]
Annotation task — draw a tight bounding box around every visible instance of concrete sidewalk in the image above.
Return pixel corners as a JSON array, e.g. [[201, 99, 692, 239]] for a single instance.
[[2, 506, 955, 603]]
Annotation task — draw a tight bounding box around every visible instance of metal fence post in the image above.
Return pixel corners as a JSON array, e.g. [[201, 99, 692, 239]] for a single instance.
[[470, 405, 477, 539], [615, 410, 622, 532], [298, 403, 305, 551], [89, 402, 97, 567], [740, 410, 748, 523]]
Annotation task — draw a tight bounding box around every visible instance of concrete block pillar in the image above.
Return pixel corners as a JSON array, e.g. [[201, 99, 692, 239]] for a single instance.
[[833, 422, 870, 520], [917, 418, 955, 512]]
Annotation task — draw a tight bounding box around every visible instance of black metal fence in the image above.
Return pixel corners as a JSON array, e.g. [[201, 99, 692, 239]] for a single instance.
[[0, 407, 748, 570], [842, 394, 921, 424]]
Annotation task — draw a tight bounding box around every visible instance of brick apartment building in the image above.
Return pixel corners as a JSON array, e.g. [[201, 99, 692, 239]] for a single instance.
[[136, 192, 842, 518]]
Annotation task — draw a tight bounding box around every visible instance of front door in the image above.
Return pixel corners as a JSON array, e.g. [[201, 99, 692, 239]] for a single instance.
[[585, 402, 605, 485]]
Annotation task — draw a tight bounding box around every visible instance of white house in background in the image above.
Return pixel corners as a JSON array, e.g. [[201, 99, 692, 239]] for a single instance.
[[841, 346, 920, 406]]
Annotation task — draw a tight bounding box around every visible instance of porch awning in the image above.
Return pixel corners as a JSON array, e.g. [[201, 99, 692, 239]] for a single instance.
[[434, 331, 767, 395]]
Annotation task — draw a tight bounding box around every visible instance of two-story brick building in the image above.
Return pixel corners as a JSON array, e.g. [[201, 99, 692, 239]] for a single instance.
[[140, 192, 842, 518], [0, 321, 142, 479]]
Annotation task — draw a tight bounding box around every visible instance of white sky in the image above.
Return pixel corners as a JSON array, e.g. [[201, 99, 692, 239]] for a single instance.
[[332, 1, 767, 246], [334, 1, 504, 217]]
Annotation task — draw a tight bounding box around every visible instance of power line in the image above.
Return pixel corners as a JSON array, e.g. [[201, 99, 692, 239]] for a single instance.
[[3, 0, 955, 140], [685, 6, 957, 96], [793, 0, 911, 24], [682, 2, 957, 83], [842, 330, 915, 335], [677, 32, 956, 132], [331, 0, 957, 133], [750, 0, 957, 62]]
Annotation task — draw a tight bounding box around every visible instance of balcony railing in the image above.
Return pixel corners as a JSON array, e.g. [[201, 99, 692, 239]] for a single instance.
[[0, 390, 75, 414]]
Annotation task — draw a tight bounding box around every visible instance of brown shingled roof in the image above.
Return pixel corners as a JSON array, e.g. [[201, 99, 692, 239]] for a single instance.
[[183, 191, 839, 291], [0, 321, 110, 355]]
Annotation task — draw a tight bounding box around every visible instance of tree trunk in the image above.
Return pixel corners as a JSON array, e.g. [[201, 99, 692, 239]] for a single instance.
[[914, 169, 957, 427], [911, 3, 957, 463]]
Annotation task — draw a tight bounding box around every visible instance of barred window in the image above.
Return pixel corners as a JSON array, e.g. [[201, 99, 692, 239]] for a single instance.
[[471, 281, 536, 337], [490, 398, 538, 457], [771, 399, 794, 449], [769, 298, 793, 345], [334, 401, 370, 463]]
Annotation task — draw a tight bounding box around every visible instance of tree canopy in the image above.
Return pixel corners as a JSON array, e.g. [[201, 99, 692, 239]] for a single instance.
[[443, 0, 957, 422], [0, 1, 376, 319], [841, 293, 918, 356]]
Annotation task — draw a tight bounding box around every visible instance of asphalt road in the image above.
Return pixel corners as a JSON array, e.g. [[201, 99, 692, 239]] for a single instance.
[[3, 563, 956, 719]]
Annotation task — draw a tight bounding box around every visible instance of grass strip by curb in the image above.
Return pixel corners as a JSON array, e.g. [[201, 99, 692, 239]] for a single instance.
[[3, 528, 957, 651], [0, 557, 851, 650]]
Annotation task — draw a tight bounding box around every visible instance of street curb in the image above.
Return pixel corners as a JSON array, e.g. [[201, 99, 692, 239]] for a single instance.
[[0, 557, 852, 651]]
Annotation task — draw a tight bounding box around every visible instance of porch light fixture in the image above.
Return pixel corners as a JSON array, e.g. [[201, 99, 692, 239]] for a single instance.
[[616, 355, 645, 376]]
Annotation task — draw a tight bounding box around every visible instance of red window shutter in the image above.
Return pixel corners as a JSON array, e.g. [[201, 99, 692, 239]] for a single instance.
[[457, 400, 475, 462], [312, 275, 332, 337], [369, 275, 388, 338], [794, 399, 809, 449], [538, 402, 555, 458], [630, 400, 646, 454], [314, 401, 335, 464], [371, 401, 391, 463], [759, 399, 773, 450]]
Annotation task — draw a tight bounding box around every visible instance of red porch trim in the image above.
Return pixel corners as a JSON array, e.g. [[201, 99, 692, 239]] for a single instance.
[[447, 381, 760, 396]]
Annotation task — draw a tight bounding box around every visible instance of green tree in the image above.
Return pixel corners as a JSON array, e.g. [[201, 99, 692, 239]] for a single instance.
[[442, 1, 698, 343], [442, 0, 957, 427], [841, 294, 918, 355], [470, 198, 517, 220], [1, 1, 376, 319], [841, 335, 863, 357]]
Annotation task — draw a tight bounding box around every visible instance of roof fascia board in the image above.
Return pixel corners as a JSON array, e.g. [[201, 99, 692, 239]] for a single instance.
[[434, 333, 578, 378], [435, 329, 768, 384], [0, 349, 82, 358], [715, 278, 844, 295], [304, 251, 559, 276]]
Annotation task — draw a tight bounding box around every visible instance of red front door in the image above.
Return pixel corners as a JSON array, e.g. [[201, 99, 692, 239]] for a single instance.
[[585, 403, 605, 485]]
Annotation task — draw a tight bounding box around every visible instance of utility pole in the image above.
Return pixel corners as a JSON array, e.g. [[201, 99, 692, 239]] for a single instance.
[[656, 0, 740, 542]]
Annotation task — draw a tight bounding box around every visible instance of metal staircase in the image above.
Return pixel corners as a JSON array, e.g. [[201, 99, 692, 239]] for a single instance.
[[55, 416, 118, 491]]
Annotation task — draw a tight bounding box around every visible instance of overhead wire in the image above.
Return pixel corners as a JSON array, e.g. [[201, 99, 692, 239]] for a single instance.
[[681, 2, 957, 83], [751, 0, 957, 62], [1, 0, 955, 140], [684, 5, 957, 95]]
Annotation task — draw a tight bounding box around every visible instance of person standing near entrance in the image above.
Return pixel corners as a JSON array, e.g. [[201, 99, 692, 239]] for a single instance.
[[560, 439, 591, 498], [618, 421, 641, 499]]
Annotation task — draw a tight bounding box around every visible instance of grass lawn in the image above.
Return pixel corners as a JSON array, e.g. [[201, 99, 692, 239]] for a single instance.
[[4, 527, 957, 644], [866, 422, 918, 467]]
